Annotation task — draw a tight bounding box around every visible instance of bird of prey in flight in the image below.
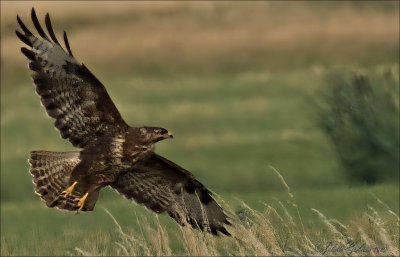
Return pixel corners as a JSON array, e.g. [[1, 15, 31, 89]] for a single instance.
[[16, 8, 230, 235]]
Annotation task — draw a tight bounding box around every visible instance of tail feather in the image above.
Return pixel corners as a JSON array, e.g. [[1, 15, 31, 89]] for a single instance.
[[29, 151, 82, 210]]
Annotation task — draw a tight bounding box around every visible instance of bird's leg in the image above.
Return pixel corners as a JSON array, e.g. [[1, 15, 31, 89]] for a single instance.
[[61, 181, 78, 198], [74, 192, 89, 213]]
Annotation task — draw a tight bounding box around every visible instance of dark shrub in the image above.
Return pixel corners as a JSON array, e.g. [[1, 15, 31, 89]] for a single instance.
[[316, 69, 399, 184]]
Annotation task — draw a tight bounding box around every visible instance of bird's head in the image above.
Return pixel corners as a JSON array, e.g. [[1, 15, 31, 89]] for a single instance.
[[139, 126, 173, 144]]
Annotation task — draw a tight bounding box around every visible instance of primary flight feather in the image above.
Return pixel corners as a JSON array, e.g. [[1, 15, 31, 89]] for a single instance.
[[17, 8, 230, 236]]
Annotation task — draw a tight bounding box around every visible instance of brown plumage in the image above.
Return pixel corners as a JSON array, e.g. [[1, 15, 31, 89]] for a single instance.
[[18, 8, 231, 236]]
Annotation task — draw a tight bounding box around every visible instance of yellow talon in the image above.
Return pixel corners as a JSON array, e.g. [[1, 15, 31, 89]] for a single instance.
[[75, 192, 89, 213], [62, 181, 78, 197]]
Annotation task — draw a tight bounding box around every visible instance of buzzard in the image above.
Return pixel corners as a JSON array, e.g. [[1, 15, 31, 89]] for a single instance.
[[17, 8, 230, 235]]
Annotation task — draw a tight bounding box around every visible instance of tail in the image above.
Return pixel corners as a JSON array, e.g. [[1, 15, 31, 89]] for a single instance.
[[29, 151, 97, 211]]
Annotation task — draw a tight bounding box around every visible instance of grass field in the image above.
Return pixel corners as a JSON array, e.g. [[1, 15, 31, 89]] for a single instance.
[[1, 2, 399, 256]]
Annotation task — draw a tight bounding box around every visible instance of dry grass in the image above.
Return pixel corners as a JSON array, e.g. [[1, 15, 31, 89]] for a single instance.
[[73, 167, 399, 256]]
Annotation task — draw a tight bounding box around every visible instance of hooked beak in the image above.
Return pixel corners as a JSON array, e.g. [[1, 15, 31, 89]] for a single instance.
[[167, 132, 173, 139]]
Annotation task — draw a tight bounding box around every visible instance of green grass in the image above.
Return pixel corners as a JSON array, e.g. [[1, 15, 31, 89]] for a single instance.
[[1, 2, 399, 256]]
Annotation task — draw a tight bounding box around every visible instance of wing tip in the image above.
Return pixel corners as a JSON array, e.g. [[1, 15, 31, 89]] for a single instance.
[[17, 14, 33, 36], [16, 30, 33, 47], [21, 47, 35, 60], [19, 8, 74, 57], [45, 12, 61, 46], [214, 226, 231, 236], [31, 7, 50, 41], [63, 31, 74, 56]]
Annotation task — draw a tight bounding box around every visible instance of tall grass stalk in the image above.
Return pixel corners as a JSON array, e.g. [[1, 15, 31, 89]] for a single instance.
[[75, 167, 399, 256]]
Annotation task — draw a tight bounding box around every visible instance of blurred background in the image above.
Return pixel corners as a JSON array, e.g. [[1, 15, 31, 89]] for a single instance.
[[1, 1, 399, 255]]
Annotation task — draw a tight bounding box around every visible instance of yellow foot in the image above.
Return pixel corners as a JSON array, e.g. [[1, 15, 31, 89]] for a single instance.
[[62, 181, 78, 197], [75, 192, 89, 213]]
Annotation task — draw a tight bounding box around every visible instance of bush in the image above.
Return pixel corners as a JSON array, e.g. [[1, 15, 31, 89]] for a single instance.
[[316, 68, 399, 184]]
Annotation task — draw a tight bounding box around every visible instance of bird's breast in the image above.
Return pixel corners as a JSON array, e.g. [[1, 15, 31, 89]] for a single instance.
[[103, 133, 127, 168]]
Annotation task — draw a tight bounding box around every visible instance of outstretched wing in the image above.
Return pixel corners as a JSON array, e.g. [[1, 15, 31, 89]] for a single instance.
[[16, 8, 127, 148], [111, 153, 231, 236]]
